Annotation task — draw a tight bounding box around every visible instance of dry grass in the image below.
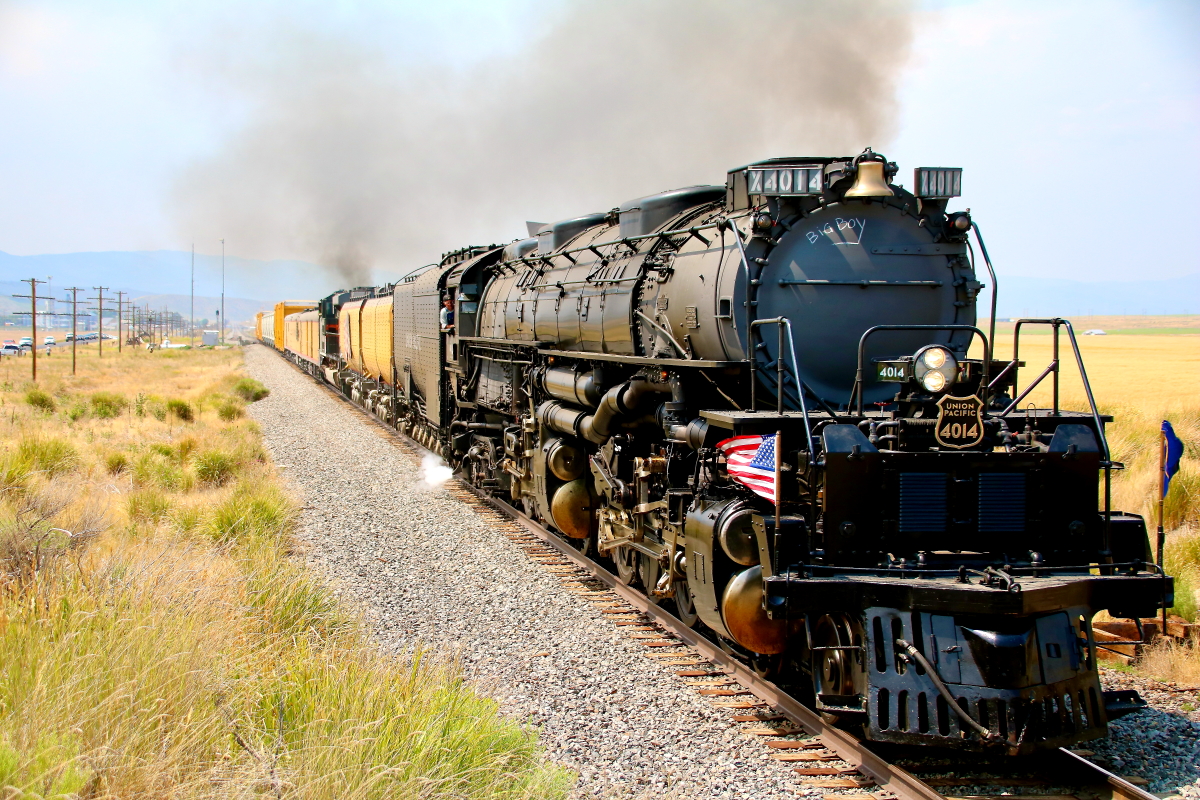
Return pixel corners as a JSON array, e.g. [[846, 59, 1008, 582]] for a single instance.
[[0, 346, 570, 798]]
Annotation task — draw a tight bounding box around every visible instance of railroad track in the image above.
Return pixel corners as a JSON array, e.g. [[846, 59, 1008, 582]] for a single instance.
[[286, 349, 1166, 800]]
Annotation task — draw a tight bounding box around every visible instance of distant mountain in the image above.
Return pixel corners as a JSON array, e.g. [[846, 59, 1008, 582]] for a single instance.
[[0, 249, 340, 306], [0, 281, 268, 325], [3, 250, 1195, 321], [985, 274, 1198, 318]]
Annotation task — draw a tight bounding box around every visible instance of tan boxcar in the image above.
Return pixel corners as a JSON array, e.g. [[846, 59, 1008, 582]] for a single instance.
[[360, 296, 394, 384], [261, 310, 276, 348], [273, 301, 315, 351], [283, 308, 321, 365]]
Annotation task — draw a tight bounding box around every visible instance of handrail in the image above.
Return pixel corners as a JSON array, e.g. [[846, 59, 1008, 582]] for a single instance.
[[1004, 317, 1115, 560], [494, 213, 748, 272], [852, 325, 991, 416], [970, 222, 999, 356], [750, 317, 814, 451]]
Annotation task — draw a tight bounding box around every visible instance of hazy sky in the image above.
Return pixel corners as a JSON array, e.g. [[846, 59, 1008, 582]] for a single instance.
[[1, 0, 1197, 289]]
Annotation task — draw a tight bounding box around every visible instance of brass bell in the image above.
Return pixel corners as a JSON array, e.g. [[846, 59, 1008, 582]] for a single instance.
[[844, 160, 894, 198]]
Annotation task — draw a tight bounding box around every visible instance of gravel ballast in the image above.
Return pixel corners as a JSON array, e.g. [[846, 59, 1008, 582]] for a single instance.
[[243, 346, 812, 799], [243, 344, 1200, 798]]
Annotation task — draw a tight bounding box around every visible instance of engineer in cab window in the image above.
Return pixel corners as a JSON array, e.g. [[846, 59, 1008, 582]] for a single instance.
[[440, 295, 455, 332]]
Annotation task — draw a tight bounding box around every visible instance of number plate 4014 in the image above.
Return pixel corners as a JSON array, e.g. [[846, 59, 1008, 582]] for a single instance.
[[934, 394, 985, 449]]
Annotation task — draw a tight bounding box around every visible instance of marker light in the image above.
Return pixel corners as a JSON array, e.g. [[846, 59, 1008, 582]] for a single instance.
[[922, 347, 948, 369], [921, 371, 947, 393]]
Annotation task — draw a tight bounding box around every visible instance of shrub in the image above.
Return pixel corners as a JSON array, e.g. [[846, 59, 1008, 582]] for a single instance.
[[176, 436, 198, 461], [131, 452, 193, 492], [90, 391, 127, 419], [205, 483, 295, 545], [171, 505, 203, 533], [149, 401, 167, 422], [17, 437, 78, 477], [105, 452, 129, 475], [233, 378, 269, 402], [166, 399, 194, 422], [134, 393, 147, 418], [218, 400, 245, 421], [194, 450, 237, 486], [66, 403, 87, 422], [126, 488, 172, 524], [24, 389, 55, 413]]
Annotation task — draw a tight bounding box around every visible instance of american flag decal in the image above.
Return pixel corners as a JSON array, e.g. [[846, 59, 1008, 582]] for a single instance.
[[717, 434, 779, 504]]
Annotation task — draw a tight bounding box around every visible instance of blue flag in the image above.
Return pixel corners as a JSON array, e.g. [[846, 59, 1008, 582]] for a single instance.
[[1163, 421, 1184, 498]]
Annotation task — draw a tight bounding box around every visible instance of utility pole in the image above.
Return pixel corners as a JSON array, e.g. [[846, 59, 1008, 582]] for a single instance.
[[115, 291, 126, 353], [63, 287, 83, 375], [11, 279, 46, 381], [220, 238, 226, 345], [89, 287, 108, 358], [190, 243, 195, 346]]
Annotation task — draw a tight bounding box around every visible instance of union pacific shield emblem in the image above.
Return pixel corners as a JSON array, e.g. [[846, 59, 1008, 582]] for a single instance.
[[934, 394, 985, 449]]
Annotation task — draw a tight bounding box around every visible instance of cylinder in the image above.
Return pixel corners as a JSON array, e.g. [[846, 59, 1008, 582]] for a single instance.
[[545, 439, 585, 481], [721, 565, 789, 655], [551, 478, 595, 539], [717, 504, 759, 567], [538, 401, 588, 438], [539, 367, 603, 407]]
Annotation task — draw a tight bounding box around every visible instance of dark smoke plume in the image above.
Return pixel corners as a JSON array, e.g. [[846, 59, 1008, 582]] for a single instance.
[[174, 0, 913, 290]]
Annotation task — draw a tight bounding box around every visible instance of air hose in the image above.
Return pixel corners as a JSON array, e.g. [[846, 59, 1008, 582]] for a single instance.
[[895, 638, 1000, 742]]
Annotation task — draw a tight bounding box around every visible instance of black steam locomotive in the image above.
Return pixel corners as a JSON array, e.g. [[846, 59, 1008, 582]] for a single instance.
[[265, 148, 1170, 754]]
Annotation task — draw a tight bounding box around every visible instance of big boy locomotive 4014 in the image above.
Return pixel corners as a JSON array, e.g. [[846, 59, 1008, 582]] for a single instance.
[[258, 148, 1170, 754]]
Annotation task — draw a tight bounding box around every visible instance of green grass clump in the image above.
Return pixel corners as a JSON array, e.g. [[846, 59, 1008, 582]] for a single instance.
[[126, 488, 173, 524], [166, 399, 194, 422], [204, 483, 294, 546], [23, 389, 55, 413], [194, 450, 237, 486], [105, 452, 129, 475], [90, 391, 128, 419], [233, 378, 269, 402], [218, 400, 245, 421], [66, 403, 87, 422], [0, 735, 91, 798], [17, 437, 78, 477], [132, 452, 193, 492], [1165, 527, 1200, 622]]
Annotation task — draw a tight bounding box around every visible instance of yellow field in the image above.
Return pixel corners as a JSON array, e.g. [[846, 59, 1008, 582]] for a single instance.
[[974, 332, 1199, 413]]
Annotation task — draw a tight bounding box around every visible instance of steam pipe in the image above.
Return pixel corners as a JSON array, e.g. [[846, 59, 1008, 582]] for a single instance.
[[538, 378, 672, 444]]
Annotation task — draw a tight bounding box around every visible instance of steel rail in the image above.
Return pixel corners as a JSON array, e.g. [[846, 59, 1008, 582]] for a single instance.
[[265, 343, 1160, 800], [459, 484, 944, 800]]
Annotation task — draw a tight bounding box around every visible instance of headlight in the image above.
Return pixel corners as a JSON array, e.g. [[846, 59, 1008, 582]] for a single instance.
[[913, 345, 958, 394], [922, 347, 948, 369], [921, 370, 947, 392]]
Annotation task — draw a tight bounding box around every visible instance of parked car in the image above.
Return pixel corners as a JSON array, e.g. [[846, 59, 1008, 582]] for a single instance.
[[19, 337, 33, 349], [43, 336, 56, 346], [0, 344, 20, 357], [65, 333, 74, 342]]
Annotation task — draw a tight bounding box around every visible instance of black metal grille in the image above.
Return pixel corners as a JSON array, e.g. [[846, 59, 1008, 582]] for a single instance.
[[899, 473, 947, 533], [978, 473, 1026, 533]]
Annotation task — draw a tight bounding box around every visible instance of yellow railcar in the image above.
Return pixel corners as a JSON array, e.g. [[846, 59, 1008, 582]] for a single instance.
[[254, 312, 264, 342], [273, 301, 315, 351], [360, 296, 394, 384], [283, 308, 321, 366], [339, 298, 367, 373]]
